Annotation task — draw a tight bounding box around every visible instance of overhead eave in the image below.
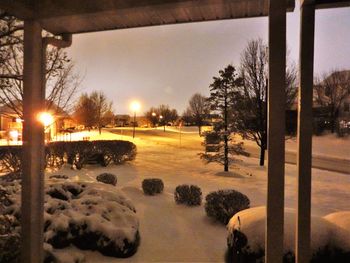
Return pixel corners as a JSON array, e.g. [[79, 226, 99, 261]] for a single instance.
[[301, 0, 350, 8], [0, 0, 295, 35]]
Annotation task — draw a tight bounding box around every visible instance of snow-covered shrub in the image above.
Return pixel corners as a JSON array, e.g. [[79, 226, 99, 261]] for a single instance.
[[65, 140, 137, 169], [142, 179, 164, 195], [174, 184, 202, 206], [205, 189, 250, 224], [0, 146, 21, 173], [0, 140, 137, 173], [226, 207, 350, 262], [2, 181, 140, 259], [0, 232, 20, 262], [96, 173, 117, 186], [49, 174, 68, 180]]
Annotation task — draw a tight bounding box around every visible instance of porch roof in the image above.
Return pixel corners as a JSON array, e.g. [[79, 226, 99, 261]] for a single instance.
[[0, 0, 296, 35]]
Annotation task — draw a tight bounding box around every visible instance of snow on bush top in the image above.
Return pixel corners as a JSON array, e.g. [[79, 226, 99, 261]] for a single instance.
[[227, 206, 350, 254], [44, 182, 138, 245], [3, 180, 139, 252], [324, 211, 350, 251]]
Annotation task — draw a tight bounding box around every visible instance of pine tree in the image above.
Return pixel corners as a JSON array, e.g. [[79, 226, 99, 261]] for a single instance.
[[200, 65, 248, 172]]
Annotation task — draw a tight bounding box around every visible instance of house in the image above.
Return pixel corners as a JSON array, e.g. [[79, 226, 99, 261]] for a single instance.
[[314, 70, 350, 120], [114, 115, 130, 127], [0, 102, 77, 142]]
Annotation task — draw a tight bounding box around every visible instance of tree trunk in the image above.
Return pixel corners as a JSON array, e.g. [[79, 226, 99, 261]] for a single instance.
[[224, 134, 229, 172], [163, 125, 165, 132], [260, 145, 265, 166], [198, 125, 202, 136], [224, 87, 229, 172]]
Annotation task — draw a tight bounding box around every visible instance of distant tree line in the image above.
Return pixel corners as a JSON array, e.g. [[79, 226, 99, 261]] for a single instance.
[[145, 104, 178, 131]]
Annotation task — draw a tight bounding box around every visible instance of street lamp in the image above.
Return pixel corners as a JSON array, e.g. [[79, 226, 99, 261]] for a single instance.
[[37, 112, 54, 142], [37, 112, 54, 127], [159, 115, 166, 131], [151, 112, 157, 128], [130, 101, 141, 138]]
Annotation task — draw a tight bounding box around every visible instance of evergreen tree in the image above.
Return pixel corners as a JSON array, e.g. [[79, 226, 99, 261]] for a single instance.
[[201, 65, 248, 172]]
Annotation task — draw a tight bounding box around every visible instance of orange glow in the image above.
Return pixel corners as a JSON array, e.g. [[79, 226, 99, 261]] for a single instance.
[[130, 101, 141, 112], [37, 112, 54, 127]]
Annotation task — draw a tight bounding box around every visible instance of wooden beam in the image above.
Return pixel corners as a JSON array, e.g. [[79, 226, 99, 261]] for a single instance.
[[0, 0, 34, 19], [296, 1, 315, 262], [21, 20, 45, 263], [266, 0, 286, 262], [315, 0, 350, 9]]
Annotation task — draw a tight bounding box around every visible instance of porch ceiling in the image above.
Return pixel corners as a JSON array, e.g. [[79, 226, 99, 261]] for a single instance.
[[1, 0, 295, 35]]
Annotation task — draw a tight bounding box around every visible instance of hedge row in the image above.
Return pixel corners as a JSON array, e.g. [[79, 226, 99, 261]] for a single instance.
[[0, 140, 137, 172]]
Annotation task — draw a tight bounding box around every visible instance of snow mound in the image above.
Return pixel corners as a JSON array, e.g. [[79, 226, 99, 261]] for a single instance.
[[324, 211, 350, 251], [2, 180, 140, 260], [44, 182, 139, 257], [227, 206, 350, 261]]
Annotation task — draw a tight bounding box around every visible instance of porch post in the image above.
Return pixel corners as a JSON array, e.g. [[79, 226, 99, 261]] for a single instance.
[[296, 1, 315, 262], [22, 20, 45, 263], [266, 0, 286, 262]]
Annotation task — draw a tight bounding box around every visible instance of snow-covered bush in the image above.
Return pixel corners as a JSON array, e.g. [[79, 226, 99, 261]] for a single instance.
[[0, 231, 20, 263], [226, 207, 350, 262], [0, 140, 137, 173], [65, 140, 137, 169], [142, 179, 164, 195], [96, 173, 117, 186], [174, 184, 202, 206], [0, 147, 21, 173], [49, 174, 68, 180], [1, 180, 140, 260], [205, 189, 250, 224]]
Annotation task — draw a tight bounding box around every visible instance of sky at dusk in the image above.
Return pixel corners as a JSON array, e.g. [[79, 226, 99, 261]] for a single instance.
[[66, 5, 350, 115]]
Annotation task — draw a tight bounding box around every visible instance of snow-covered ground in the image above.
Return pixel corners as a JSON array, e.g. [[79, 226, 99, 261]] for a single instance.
[[41, 128, 350, 262]]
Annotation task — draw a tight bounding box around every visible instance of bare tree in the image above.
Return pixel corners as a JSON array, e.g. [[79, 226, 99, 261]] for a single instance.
[[234, 38, 297, 166], [145, 107, 160, 127], [90, 91, 113, 134], [314, 70, 350, 133], [0, 14, 81, 118], [181, 108, 194, 126], [186, 93, 209, 135], [158, 104, 178, 131], [74, 93, 97, 129], [74, 91, 113, 134]]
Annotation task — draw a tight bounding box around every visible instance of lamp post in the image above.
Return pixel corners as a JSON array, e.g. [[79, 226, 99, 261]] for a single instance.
[[37, 112, 54, 142], [130, 101, 141, 138], [152, 112, 156, 128], [159, 115, 165, 131]]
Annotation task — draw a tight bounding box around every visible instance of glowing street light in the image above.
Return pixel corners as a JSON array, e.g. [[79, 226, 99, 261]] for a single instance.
[[37, 112, 54, 127], [130, 101, 141, 112], [152, 112, 156, 117], [37, 112, 54, 142], [130, 101, 141, 138]]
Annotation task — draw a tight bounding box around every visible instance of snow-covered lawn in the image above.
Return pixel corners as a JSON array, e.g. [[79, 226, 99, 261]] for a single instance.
[[40, 128, 350, 262]]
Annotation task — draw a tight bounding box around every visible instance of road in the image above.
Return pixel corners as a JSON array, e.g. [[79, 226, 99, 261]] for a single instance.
[[243, 144, 350, 174], [107, 127, 350, 174]]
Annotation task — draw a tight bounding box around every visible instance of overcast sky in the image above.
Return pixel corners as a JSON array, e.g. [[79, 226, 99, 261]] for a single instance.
[[67, 5, 350, 115]]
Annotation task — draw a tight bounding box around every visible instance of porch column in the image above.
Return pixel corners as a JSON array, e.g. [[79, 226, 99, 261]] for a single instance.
[[296, 1, 315, 262], [22, 20, 45, 263], [266, 0, 286, 262]]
